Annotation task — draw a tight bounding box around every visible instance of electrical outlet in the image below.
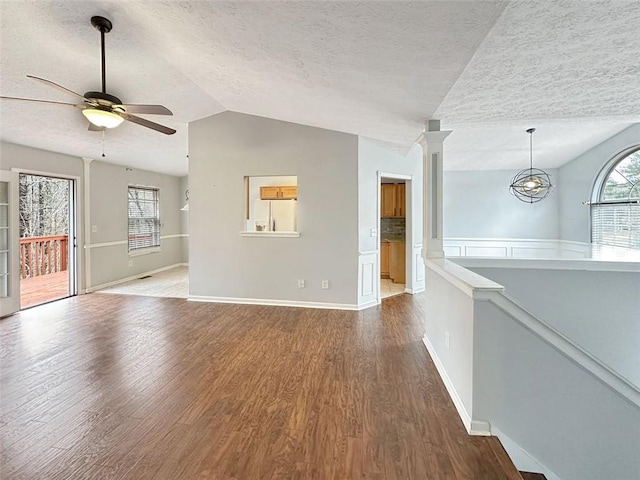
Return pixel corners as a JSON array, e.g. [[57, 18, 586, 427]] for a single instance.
[[445, 331, 450, 350], [298, 279, 305, 288], [321, 280, 329, 289], [128, 260, 133, 267], [370, 228, 377, 237]]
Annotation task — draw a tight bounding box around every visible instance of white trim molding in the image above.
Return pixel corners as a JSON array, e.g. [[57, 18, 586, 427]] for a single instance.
[[358, 250, 379, 308], [444, 237, 592, 260], [85, 234, 187, 250], [239, 231, 300, 238], [422, 334, 491, 436], [491, 426, 563, 480], [425, 258, 504, 298], [86, 263, 187, 293], [189, 295, 360, 311], [161, 233, 189, 239]]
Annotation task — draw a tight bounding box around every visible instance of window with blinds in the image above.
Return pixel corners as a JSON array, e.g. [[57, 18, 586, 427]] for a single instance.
[[128, 186, 160, 251], [591, 147, 640, 250], [591, 203, 640, 249]]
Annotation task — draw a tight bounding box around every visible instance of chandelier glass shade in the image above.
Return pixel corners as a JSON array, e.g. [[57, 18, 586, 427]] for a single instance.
[[82, 108, 124, 128], [509, 128, 552, 203]]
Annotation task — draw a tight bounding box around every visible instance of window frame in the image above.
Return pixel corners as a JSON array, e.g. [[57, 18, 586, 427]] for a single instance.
[[590, 145, 640, 250], [127, 185, 161, 255]]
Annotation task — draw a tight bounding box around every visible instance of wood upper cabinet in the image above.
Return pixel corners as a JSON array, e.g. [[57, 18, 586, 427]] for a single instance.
[[280, 186, 298, 199], [260, 186, 298, 200], [381, 184, 396, 217], [260, 186, 281, 200], [396, 183, 406, 217], [381, 183, 405, 217]]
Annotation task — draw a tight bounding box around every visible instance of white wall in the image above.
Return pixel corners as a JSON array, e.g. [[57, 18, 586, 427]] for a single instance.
[[1, 142, 86, 291], [358, 139, 423, 252], [180, 175, 189, 263], [357, 138, 424, 303], [88, 160, 185, 288], [423, 267, 475, 418], [468, 265, 640, 387], [188, 111, 359, 307], [0, 141, 187, 293], [558, 123, 640, 243], [443, 169, 560, 239], [474, 298, 640, 480], [421, 257, 640, 480]]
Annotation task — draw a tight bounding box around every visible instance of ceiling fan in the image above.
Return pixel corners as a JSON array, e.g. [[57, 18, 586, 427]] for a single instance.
[[0, 16, 176, 135]]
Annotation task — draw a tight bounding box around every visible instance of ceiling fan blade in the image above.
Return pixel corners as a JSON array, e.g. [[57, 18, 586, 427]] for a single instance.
[[0, 95, 85, 108], [27, 75, 89, 102], [116, 104, 173, 115], [120, 113, 176, 135]]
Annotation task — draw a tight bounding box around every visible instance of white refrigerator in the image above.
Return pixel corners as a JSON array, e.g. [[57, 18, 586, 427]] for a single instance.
[[253, 199, 297, 232]]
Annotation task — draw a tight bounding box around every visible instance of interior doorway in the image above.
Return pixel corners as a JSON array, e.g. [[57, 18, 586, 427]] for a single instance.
[[379, 175, 411, 300], [19, 173, 76, 308]]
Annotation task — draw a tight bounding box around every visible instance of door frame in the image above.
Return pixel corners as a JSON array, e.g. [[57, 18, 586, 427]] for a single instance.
[[377, 171, 413, 304], [0, 170, 20, 317], [12, 168, 81, 305]]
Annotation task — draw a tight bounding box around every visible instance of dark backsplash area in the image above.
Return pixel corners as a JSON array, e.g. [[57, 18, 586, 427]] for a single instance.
[[381, 217, 406, 237]]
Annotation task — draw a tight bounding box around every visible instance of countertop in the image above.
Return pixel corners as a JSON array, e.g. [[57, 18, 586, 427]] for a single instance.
[[381, 235, 406, 243]]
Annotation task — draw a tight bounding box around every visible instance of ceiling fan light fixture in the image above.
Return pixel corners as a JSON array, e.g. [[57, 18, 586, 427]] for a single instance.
[[82, 108, 124, 129]]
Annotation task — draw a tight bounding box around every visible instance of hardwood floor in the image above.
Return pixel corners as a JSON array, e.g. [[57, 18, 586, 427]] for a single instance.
[[0, 293, 522, 479]]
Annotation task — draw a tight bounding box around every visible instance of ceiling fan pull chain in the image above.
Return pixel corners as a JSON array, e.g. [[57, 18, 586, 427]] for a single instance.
[[102, 129, 106, 158]]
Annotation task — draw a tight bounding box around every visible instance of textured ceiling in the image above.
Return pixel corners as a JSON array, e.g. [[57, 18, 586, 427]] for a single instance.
[[436, 0, 640, 170], [0, 1, 638, 176]]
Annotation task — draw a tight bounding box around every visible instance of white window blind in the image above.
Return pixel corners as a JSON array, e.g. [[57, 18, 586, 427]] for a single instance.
[[591, 203, 640, 250], [128, 186, 160, 251]]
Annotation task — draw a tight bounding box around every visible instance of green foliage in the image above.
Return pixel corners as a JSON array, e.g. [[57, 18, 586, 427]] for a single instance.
[[602, 150, 640, 201]]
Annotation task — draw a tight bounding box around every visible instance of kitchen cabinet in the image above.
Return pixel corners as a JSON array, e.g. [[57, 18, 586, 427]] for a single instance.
[[380, 241, 405, 283], [396, 183, 406, 217], [389, 241, 406, 283], [381, 184, 396, 217], [260, 186, 298, 200], [380, 242, 390, 278], [381, 183, 405, 218], [280, 186, 298, 199]]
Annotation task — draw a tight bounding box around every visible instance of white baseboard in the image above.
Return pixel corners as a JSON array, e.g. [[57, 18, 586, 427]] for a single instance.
[[405, 286, 425, 294], [357, 299, 379, 310], [86, 263, 187, 293], [188, 295, 361, 311], [421, 335, 491, 436], [491, 425, 563, 480]]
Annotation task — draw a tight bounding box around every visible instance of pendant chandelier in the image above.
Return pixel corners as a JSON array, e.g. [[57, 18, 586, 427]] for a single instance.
[[509, 128, 552, 203]]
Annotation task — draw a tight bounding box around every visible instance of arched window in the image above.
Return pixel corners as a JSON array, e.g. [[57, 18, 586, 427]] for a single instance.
[[591, 147, 640, 250]]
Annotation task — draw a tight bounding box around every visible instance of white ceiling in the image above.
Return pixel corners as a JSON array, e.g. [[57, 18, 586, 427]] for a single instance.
[[1, 1, 638, 176]]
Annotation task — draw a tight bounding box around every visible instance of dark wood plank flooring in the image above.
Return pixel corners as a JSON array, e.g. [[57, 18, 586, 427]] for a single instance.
[[0, 292, 522, 479]]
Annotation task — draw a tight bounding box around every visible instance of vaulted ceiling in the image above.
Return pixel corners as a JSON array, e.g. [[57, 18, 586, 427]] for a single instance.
[[1, 1, 638, 176]]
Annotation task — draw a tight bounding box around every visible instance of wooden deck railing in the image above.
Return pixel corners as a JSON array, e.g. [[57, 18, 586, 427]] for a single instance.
[[20, 235, 68, 279]]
